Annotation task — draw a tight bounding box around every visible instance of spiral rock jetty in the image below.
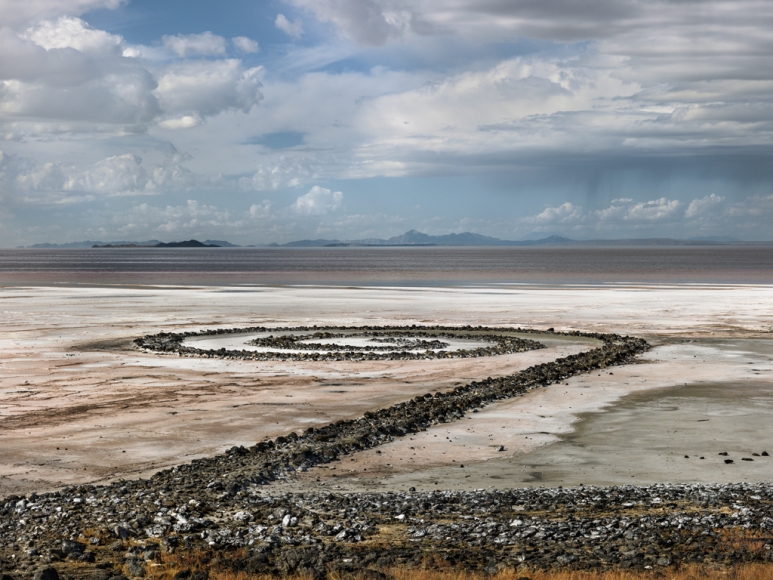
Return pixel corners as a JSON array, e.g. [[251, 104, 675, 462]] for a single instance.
[[133, 325, 548, 361], [7, 328, 769, 578]]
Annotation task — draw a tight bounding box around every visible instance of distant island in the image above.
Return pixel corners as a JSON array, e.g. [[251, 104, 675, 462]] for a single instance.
[[93, 239, 221, 248], [24, 230, 768, 249]]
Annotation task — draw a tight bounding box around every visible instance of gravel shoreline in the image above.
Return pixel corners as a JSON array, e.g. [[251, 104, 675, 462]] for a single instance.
[[14, 327, 758, 580]]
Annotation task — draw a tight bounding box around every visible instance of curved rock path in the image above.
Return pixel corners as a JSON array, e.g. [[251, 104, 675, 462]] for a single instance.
[[9, 328, 768, 579], [136, 325, 547, 361]]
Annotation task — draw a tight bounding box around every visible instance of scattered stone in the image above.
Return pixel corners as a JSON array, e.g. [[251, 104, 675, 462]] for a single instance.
[[32, 568, 59, 580], [124, 562, 146, 578], [725, 459, 734, 464]]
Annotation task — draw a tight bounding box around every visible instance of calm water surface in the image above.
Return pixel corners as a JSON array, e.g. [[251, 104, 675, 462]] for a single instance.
[[0, 246, 771, 285]]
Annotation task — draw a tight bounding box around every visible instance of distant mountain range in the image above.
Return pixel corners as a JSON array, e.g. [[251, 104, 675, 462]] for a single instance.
[[269, 230, 750, 247], [23, 230, 763, 249], [274, 230, 575, 247]]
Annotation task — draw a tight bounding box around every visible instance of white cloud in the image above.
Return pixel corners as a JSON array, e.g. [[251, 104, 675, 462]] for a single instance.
[[0, 20, 160, 125], [158, 115, 202, 130], [232, 36, 259, 54], [531, 203, 584, 225], [624, 198, 683, 221], [65, 153, 148, 193], [686, 193, 724, 218], [238, 158, 312, 191], [518, 195, 736, 238], [11, 150, 204, 201], [249, 199, 272, 218], [162, 32, 227, 58], [16, 162, 68, 192], [23, 16, 124, 54], [291, 185, 343, 215], [0, 18, 265, 142], [286, 0, 410, 46], [0, 0, 125, 29], [154, 60, 263, 117], [123, 199, 245, 235], [0, 25, 105, 87], [275, 14, 304, 40]]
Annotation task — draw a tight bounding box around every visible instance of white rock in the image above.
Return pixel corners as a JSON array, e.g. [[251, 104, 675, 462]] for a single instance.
[[234, 511, 253, 522]]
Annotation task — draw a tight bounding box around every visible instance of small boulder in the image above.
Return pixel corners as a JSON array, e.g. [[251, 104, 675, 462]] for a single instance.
[[61, 540, 85, 555], [33, 568, 59, 580], [124, 562, 146, 578]]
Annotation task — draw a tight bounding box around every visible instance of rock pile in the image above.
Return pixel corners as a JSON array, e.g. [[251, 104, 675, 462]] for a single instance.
[[4, 483, 773, 579], [247, 333, 455, 353]]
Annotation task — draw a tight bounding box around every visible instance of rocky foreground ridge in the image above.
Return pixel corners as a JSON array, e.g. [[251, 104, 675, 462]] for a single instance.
[[13, 329, 771, 579]]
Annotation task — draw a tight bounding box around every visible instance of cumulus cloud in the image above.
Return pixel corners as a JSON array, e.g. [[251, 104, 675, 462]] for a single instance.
[[530, 203, 584, 225], [249, 199, 272, 218], [122, 199, 246, 235], [275, 14, 304, 40], [0, 0, 125, 29], [0, 25, 110, 87], [686, 193, 724, 219], [154, 60, 263, 117], [23, 16, 124, 54], [162, 32, 227, 58], [291, 185, 343, 215], [232, 36, 259, 53], [11, 150, 206, 201], [238, 158, 312, 191], [286, 0, 412, 46], [0, 18, 263, 133], [518, 194, 743, 238]]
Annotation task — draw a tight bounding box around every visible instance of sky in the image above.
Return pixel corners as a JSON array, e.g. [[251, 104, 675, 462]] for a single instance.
[[1, 0, 773, 246]]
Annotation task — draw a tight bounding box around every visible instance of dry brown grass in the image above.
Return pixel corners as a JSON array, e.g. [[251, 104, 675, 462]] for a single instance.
[[143, 559, 773, 580], [381, 566, 773, 580]]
